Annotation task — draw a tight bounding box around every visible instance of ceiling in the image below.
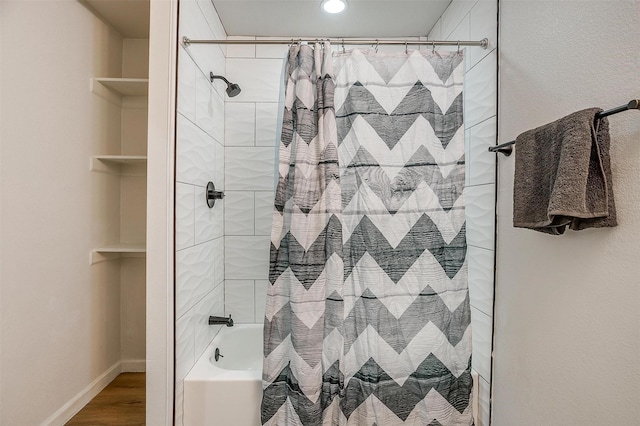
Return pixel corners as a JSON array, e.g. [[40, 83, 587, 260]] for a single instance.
[[211, 0, 451, 38]]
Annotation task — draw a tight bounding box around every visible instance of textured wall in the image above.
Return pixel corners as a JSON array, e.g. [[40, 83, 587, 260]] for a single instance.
[[174, 0, 226, 424], [224, 38, 288, 324], [494, 1, 640, 425]]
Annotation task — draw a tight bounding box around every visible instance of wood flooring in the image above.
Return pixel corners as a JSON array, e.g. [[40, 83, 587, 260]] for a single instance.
[[66, 373, 145, 426]]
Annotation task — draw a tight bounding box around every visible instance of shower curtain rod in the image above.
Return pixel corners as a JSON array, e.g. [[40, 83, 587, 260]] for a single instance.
[[182, 36, 489, 49], [489, 99, 640, 156]]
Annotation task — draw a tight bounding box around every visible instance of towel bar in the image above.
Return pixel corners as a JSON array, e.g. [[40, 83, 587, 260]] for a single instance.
[[489, 99, 640, 156]]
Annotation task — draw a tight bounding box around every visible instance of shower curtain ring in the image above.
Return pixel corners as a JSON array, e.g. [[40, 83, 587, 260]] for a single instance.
[[457, 40, 461, 53], [432, 41, 436, 54], [375, 39, 379, 53], [342, 39, 345, 53], [405, 40, 408, 54]]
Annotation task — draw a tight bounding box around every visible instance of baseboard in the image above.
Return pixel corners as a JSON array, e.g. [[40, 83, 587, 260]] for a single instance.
[[121, 359, 146, 372], [41, 360, 122, 426]]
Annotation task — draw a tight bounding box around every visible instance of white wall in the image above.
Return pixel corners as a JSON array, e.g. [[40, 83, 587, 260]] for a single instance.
[[0, 1, 124, 424], [174, 1, 227, 424], [494, 1, 640, 425], [224, 39, 287, 324], [429, 1, 498, 424]]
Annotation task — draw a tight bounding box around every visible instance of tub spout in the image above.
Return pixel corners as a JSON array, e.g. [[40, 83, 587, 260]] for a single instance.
[[209, 314, 234, 327]]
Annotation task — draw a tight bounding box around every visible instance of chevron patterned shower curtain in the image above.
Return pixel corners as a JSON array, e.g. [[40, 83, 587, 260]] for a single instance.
[[262, 43, 472, 426]]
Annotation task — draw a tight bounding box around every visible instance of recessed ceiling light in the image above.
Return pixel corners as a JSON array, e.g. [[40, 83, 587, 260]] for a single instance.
[[321, 0, 347, 14]]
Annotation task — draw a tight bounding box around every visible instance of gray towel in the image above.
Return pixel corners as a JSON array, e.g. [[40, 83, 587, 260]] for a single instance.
[[513, 107, 617, 235]]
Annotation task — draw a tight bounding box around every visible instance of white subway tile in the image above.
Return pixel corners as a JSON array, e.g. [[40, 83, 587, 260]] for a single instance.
[[254, 191, 275, 236], [179, 0, 225, 92], [225, 191, 255, 236], [195, 0, 226, 40], [195, 185, 224, 243], [469, 117, 497, 186], [469, 0, 498, 68], [256, 39, 289, 59], [440, 13, 470, 52], [464, 124, 471, 187], [441, 0, 477, 38], [211, 90, 225, 144], [177, 50, 197, 121], [254, 280, 269, 323], [176, 183, 195, 250], [428, 18, 442, 41], [464, 50, 497, 128], [176, 240, 216, 318], [204, 46, 228, 98], [225, 236, 271, 280], [175, 380, 184, 426], [215, 141, 224, 186], [213, 237, 224, 285], [176, 114, 216, 187], [226, 58, 284, 103], [478, 375, 491, 426], [225, 280, 255, 323], [194, 284, 225, 359], [225, 103, 256, 146], [471, 306, 492, 383], [175, 308, 195, 381], [465, 183, 495, 250], [440, 13, 470, 75], [195, 71, 218, 139], [225, 147, 276, 191], [226, 36, 256, 58], [179, 0, 210, 41], [256, 103, 279, 147], [468, 245, 495, 316], [180, 3, 225, 83]]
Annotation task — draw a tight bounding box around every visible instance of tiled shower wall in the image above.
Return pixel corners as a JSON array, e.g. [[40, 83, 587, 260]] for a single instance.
[[174, 1, 227, 424], [431, 1, 498, 425], [223, 40, 288, 324]]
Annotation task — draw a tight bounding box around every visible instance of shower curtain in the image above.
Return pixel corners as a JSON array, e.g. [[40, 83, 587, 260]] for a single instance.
[[262, 42, 472, 426]]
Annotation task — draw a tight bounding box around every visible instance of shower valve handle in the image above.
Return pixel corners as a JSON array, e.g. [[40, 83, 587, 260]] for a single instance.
[[206, 181, 224, 208]]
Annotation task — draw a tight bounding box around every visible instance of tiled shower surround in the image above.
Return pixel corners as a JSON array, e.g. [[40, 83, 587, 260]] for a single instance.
[[175, 1, 497, 424], [174, 0, 227, 424], [224, 41, 287, 324]]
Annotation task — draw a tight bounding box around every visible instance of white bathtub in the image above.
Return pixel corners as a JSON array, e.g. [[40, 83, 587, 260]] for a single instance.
[[184, 324, 264, 426]]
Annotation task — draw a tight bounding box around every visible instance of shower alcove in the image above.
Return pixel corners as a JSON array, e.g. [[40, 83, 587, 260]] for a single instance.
[[172, 1, 497, 425]]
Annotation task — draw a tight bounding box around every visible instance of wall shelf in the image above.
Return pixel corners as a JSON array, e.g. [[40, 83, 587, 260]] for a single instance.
[[91, 155, 147, 176], [91, 244, 146, 264], [92, 78, 149, 96]]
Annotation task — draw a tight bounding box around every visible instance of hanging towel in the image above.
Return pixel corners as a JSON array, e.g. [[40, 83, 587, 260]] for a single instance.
[[513, 107, 617, 235]]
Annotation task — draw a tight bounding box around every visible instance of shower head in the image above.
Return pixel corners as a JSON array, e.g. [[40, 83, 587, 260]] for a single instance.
[[210, 73, 242, 97], [225, 82, 242, 97]]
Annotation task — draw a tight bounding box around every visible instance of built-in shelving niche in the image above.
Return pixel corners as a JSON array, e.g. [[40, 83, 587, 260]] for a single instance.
[[89, 74, 149, 264], [83, 0, 150, 372]]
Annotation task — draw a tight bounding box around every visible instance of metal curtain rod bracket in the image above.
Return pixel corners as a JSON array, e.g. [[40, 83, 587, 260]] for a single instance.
[[489, 99, 640, 156], [182, 36, 489, 49]]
